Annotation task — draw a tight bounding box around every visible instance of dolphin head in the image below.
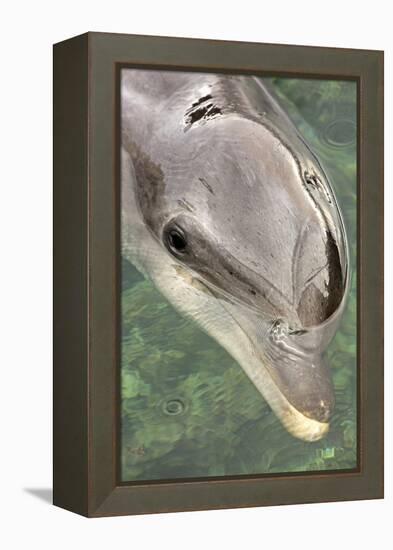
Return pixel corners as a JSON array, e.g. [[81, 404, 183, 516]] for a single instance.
[[125, 103, 349, 442]]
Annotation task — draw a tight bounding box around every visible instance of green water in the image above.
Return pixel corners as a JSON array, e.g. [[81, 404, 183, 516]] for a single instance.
[[120, 78, 357, 482]]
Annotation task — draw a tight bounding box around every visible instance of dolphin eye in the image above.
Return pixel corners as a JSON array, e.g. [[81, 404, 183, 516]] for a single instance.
[[169, 230, 187, 251], [164, 224, 188, 255]]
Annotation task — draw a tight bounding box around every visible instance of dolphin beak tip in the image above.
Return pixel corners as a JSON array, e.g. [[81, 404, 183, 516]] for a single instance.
[[280, 401, 331, 442], [303, 420, 330, 442], [292, 419, 330, 442]]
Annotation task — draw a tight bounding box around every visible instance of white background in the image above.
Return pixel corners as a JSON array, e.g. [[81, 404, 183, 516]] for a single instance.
[[1, 1, 390, 548]]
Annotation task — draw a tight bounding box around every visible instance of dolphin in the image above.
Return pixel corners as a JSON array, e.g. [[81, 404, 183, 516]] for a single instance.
[[120, 69, 349, 442]]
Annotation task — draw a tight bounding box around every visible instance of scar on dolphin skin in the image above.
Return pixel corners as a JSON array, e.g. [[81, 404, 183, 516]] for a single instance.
[[173, 264, 212, 295], [303, 170, 333, 205], [177, 198, 195, 212], [184, 94, 222, 129], [198, 177, 215, 195]]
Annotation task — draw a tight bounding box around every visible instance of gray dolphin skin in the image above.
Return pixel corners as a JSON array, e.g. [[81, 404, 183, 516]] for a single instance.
[[121, 69, 349, 442]]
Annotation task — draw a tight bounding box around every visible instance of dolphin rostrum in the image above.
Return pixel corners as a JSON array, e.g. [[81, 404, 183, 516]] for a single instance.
[[121, 69, 349, 442]]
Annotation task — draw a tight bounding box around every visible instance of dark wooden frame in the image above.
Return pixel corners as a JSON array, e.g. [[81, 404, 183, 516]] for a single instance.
[[53, 32, 384, 517]]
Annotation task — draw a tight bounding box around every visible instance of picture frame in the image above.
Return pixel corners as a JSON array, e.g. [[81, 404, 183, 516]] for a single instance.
[[53, 32, 384, 517]]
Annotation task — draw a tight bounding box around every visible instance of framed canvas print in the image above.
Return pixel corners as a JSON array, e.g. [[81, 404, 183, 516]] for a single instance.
[[53, 32, 384, 517]]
